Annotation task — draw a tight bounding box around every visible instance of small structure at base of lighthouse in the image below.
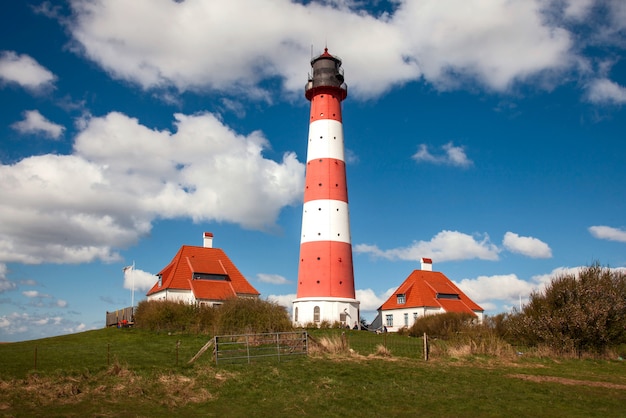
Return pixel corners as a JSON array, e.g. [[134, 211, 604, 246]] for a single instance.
[[293, 49, 359, 328]]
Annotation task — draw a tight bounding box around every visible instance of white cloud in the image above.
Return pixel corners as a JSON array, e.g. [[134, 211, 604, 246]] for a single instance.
[[502, 232, 552, 258], [586, 78, 626, 104], [123, 267, 157, 291], [266, 293, 296, 310], [588, 225, 626, 243], [11, 110, 65, 139], [355, 230, 500, 262], [0, 263, 16, 293], [0, 312, 91, 340], [257, 273, 290, 285], [454, 274, 537, 309], [356, 287, 396, 312], [22, 290, 50, 298], [65, 0, 578, 98], [0, 51, 56, 91], [0, 111, 304, 264], [562, 0, 595, 21], [393, 0, 572, 91], [412, 142, 473, 167]]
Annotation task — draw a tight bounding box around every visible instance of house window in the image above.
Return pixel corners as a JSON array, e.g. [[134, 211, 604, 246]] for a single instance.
[[193, 273, 228, 281], [385, 314, 393, 327], [397, 294, 406, 304], [404, 313, 409, 326], [436, 293, 460, 300], [294, 307, 299, 322], [157, 274, 162, 287], [413, 312, 418, 321], [339, 313, 346, 323], [314, 306, 320, 323]]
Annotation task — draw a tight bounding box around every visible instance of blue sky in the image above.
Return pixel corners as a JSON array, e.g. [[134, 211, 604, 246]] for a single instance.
[[1, 0, 625, 342]]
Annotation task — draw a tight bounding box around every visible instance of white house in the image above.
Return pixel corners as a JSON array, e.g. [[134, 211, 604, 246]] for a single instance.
[[376, 258, 484, 332], [146, 232, 260, 306]]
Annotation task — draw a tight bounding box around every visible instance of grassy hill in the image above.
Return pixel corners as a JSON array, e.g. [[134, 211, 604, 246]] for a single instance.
[[1, 327, 625, 417]]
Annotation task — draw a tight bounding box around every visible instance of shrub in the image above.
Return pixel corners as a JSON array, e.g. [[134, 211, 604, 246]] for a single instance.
[[134, 298, 293, 335], [508, 263, 626, 356], [408, 312, 476, 339], [214, 297, 293, 335]]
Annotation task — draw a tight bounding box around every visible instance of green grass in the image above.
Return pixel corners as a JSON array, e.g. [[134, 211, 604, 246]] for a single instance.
[[1, 328, 625, 417]]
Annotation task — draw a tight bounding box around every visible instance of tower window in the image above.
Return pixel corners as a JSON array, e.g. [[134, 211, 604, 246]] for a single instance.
[[314, 306, 320, 322]]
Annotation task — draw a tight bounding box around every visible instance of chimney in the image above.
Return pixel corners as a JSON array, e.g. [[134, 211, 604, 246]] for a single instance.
[[420, 258, 433, 271], [203, 232, 213, 248]]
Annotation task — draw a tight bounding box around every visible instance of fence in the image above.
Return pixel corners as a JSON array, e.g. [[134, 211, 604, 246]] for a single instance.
[[105, 306, 134, 327], [211, 331, 308, 364]]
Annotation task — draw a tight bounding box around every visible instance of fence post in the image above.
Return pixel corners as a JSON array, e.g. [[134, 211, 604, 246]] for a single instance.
[[34, 346, 37, 371], [423, 333, 428, 361], [176, 340, 180, 366]]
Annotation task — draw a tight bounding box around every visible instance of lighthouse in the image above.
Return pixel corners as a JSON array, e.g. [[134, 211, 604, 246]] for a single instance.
[[292, 49, 360, 328]]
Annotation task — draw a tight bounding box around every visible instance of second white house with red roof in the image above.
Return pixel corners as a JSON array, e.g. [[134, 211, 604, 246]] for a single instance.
[[376, 258, 483, 332]]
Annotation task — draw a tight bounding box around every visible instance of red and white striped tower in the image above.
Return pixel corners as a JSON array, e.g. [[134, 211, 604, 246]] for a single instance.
[[292, 49, 359, 328]]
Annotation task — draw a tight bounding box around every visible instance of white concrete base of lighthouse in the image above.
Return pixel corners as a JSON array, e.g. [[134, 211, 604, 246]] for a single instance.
[[292, 297, 360, 329]]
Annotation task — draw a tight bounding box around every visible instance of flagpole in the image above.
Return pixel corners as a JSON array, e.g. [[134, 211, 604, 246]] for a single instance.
[[131, 261, 135, 308]]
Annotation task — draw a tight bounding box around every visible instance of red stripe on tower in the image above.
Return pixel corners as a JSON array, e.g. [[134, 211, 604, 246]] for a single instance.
[[293, 49, 359, 328]]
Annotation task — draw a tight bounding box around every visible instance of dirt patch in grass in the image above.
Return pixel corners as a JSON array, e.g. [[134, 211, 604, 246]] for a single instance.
[[508, 374, 626, 390]]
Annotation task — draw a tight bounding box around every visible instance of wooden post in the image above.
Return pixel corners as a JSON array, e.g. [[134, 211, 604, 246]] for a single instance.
[[34, 346, 37, 370], [423, 333, 428, 361], [187, 338, 215, 364], [176, 340, 180, 366]]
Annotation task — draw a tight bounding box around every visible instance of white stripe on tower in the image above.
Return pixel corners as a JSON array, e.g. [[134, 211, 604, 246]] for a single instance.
[[293, 48, 359, 327]]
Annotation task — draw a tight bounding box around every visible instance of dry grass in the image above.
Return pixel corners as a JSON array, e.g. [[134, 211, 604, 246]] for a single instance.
[[308, 334, 350, 355]]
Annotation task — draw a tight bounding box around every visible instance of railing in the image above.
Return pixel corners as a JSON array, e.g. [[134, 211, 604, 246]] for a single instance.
[[213, 331, 308, 364]]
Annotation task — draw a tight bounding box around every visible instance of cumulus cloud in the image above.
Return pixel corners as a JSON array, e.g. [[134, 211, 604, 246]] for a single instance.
[[62, 0, 583, 99], [454, 274, 538, 310], [0, 111, 304, 264], [266, 293, 296, 309], [0, 311, 88, 340], [11, 110, 65, 139], [0, 51, 56, 91], [355, 230, 500, 262], [356, 287, 396, 312], [0, 264, 16, 293], [257, 273, 291, 285], [412, 142, 473, 167], [588, 225, 626, 242], [502, 232, 553, 258], [586, 78, 626, 104], [123, 267, 157, 292]]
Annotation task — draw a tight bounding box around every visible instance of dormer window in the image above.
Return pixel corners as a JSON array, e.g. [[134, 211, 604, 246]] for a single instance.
[[436, 293, 460, 300], [157, 274, 162, 287], [397, 294, 406, 304], [193, 273, 228, 281]]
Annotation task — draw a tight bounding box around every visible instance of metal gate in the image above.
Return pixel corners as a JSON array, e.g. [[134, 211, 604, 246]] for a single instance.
[[214, 331, 308, 364]]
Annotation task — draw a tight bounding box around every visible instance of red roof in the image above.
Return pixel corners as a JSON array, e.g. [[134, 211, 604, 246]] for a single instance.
[[380, 269, 482, 315], [146, 245, 260, 300]]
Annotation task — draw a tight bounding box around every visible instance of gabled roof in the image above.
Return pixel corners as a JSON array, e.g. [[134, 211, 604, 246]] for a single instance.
[[146, 245, 260, 300], [380, 269, 483, 315]]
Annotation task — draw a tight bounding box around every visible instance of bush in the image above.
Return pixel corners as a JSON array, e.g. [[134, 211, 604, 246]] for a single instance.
[[215, 297, 293, 335], [408, 312, 476, 339], [134, 298, 293, 335], [508, 263, 626, 356]]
